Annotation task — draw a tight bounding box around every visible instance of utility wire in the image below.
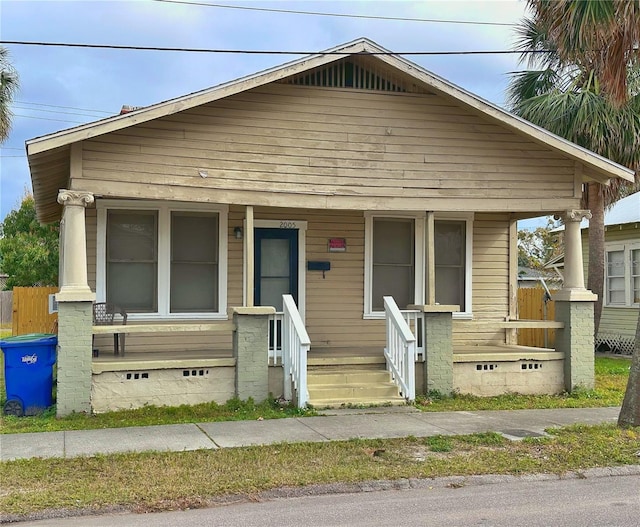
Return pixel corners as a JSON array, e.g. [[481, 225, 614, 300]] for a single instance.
[[151, 0, 515, 27], [15, 100, 112, 115], [14, 113, 86, 124], [0, 40, 543, 55], [14, 105, 111, 118]]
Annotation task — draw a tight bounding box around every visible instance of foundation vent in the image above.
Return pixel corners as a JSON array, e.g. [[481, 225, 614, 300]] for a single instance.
[[521, 363, 543, 370], [183, 369, 210, 377], [476, 364, 498, 372], [125, 372, 149, 380]]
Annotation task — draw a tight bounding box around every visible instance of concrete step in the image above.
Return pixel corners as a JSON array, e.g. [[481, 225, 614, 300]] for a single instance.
[[307, 369, 393, 385], [308, 396, 406, 408], [308, 382, 401, 400], [307, 366, 405, 408]]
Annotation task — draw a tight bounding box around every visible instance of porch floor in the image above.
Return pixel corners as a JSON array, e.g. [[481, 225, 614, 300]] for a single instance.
[[90, 343, 562, 373]]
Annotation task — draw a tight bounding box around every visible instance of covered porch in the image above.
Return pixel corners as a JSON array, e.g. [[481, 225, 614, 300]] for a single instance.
[[51, 191, 595, 415]]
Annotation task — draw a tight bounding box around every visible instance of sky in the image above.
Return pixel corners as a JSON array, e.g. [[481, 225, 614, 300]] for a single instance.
[[0, 0, 549, 228]]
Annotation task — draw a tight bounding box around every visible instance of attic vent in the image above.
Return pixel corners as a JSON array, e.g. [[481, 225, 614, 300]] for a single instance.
[[283, 59, 420, 93]]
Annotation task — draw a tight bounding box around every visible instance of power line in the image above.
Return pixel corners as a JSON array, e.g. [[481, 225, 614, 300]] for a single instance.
[[0, 40, 541, 55], [15, 100, 112, 115], [151, 0, 515, 27], [14, 105, 111, 118], [14, 113, 86, 124]]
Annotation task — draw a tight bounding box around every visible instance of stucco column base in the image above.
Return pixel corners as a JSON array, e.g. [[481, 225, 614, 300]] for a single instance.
[[423, 312, 454, 395], [554, 299, 595, 392], [56, 300, 94, 417], [232, 306, 275, 402]]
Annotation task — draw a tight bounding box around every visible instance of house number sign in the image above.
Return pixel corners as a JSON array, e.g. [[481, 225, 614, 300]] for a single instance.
[[279, 221, 300, 229]]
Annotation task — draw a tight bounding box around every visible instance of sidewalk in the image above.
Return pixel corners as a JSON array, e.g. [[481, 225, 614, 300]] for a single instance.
[[0, 406, 621, 462]]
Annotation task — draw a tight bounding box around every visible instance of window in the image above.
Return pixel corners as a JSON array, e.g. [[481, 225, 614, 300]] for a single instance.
[[372, 218, 414, 311], [170, 212, 218, 313], [364, 213, 472, 318], [434, 220, 466, 308], [606, 243, 640, 307], [98, 202, 228, 319], [107, 210, 158, 312]]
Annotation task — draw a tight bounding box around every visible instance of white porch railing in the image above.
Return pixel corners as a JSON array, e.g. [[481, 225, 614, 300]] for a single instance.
[[282, 294, 310, 408], [267, 312, 284, 365], [401, 309, 424, 361], [384, 296, 416, 402]]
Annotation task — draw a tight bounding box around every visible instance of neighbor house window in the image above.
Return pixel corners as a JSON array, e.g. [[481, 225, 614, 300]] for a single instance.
[[98, 201, 228, 319], [606, 243, 640, 307]]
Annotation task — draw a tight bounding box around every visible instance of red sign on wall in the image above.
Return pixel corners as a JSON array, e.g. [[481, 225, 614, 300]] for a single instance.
[[328, 238, 347, 252]]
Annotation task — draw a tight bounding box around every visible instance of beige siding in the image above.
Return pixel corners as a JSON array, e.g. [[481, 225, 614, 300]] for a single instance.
[[77, 84, 579, 213], [86, 209, 512, 353], [454, 213, 510, 345]]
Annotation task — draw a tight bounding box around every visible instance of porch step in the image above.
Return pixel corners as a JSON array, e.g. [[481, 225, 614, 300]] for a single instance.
[[307, 366, 406, 408]]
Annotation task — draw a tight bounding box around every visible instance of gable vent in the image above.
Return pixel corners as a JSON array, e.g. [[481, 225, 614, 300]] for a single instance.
[[281, 58, 428, 93]]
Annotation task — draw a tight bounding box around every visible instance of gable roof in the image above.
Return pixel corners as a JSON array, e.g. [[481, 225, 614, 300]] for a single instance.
[[27, 38, 635, 222]]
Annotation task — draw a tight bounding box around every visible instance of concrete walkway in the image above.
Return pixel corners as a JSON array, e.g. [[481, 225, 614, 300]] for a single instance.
[[0, 406, 621, 462]]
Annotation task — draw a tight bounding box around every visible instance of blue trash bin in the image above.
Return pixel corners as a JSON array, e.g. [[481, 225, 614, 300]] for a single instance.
[[0, 333, 57, 416]]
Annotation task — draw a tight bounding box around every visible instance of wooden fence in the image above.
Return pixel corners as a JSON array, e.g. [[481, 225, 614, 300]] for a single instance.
[[12, 286, 59, 336], [517, 288, 557, 348]]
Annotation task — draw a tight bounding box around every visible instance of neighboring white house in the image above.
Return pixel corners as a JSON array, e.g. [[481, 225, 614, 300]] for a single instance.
[[594, 193, 640, 353]]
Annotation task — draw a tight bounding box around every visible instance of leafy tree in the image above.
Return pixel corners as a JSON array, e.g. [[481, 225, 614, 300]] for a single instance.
[[0, 195, 59, 289], [509, 0, 640, 427], [518, 220, 562, 270], [0, 46, 19, 143]]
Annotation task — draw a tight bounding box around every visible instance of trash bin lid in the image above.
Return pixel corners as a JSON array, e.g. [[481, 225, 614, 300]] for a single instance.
[[0, 333, 57, 347]]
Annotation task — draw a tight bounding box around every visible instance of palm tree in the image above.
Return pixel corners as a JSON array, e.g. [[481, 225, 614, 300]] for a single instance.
[[508, 1, 640, 426], [0, 46, 19, 143]]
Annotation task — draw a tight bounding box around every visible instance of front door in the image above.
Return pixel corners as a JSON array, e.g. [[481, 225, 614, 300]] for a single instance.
[[254, 228, 298, 312]]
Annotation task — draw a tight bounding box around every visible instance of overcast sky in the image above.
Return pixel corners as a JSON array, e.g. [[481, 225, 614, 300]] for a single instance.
[[1, 0, 545, 225]]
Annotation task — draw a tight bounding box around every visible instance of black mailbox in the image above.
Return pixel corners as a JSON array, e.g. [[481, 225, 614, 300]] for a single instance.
[[307, 261, 331, 271]]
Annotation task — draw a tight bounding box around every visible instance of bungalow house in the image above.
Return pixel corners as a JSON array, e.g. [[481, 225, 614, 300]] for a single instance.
[[26, 39, 634, 417]]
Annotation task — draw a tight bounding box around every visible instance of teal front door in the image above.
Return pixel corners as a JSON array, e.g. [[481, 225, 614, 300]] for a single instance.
[[254, 228, 298, 312]]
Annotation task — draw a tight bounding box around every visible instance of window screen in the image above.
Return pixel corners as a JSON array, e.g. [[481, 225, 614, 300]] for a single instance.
[[107, 210, 158, 312], [170, 212, 218, 313], [606, 250, 625, 305], [372, 218, 414, 310], [434, 220, 465, 308]]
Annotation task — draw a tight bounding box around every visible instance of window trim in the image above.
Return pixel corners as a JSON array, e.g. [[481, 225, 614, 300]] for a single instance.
[[605, 241, 640, 308], [97, 200, 229, 320], [363, 212, 473, 320], [364, 212, 425, 319], [433, 213, 474, 320]]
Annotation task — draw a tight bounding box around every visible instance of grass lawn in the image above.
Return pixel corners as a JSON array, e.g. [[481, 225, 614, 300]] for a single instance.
[[1, 423, 638, 517], [0, 355, 631, 434]]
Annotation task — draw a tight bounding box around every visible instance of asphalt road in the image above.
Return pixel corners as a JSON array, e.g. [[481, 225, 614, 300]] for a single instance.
[[17, 473, 640, 527]]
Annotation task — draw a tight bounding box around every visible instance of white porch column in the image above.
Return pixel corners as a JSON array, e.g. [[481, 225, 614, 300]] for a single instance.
[[56, 190, 95, 301], [552, 209, 596, 391], [244, 205, 255, 307], [55, 190, 95, 416], [560, 209, 591, 294]]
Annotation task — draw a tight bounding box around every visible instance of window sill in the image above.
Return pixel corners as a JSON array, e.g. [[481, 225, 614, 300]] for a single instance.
[[125, 313, 229, 322]]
